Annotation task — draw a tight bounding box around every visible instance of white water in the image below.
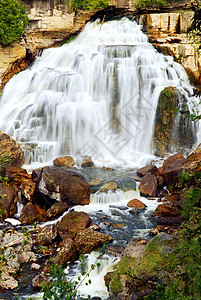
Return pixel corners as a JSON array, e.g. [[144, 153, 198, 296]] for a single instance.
[[0, 18, 200, 169]]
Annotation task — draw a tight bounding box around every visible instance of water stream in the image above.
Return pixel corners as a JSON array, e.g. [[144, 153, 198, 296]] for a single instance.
[[0, 17, 201, 299]]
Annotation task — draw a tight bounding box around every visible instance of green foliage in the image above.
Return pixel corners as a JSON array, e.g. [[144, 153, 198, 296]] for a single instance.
[[137, 0, 169, 9], [0, 0, 29, 47], [191, 0, 201, 32], [72, 0, 109, 10]]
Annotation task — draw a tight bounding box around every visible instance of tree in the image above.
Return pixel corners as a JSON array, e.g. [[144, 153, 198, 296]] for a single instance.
[[0, 0, 29, 47]]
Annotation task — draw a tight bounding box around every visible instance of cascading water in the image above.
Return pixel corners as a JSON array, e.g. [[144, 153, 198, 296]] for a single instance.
[[0, 18, 200, 169]]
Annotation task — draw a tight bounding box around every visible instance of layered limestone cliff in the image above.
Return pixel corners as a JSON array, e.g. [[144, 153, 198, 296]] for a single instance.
[[140, 11, 201, 85]]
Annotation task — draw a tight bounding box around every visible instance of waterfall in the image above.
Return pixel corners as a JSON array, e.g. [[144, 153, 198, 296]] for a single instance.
[[0, 18, 200, 168]]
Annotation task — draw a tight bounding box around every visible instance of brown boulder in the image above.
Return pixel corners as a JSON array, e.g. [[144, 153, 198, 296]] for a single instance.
[[36, 166, 90, 206], [187, 143, 201, 162], [19, 203, 45, 224], [154, 203, 182, 225], [55, 238, 77, 267], [139, 173, 157, 197], [53, 156, 75, 168], [127, 199, 146, 209], [0, 131, 24, 167], [99, 181, 119, 192], [32, 273, 48, 291], [57, 211, 91, 240], [74, 228, 113, 254], [0, 185, 17, 220], [137, 165, 158, 177], [35, 224, 57, 246], [21, 180, 36, 202], [45, 202, 69, 220], [4, 166, 30, 189], [81, 156, 94, 168]]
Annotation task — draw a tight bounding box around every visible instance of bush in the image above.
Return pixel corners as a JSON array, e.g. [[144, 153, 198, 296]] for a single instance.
[[0, 0, 29, 47], [72, 0, 109, 10]]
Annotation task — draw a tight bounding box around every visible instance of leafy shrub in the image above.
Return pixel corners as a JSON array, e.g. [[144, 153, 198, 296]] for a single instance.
[[0, 0, 29, 47], [72, 0, 109, 10], [137, 0, 169, 8]]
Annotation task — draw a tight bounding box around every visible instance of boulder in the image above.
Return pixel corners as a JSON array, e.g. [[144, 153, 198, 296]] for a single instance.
[[4, 166, 30, 189], [35, 224, 58, 246], [19, 203, 45, 224], [139, 173, 157, 197], [32, 273, 48, 291], [81, 156, 94, 168], [0, 185, 17, 220], [36, 166, 90, 206], [154, 203, 182, 225], [74, 228, 113, 254], [0, 131, 24, 167], [99, 181, 119, 192], [21, 180, 36, 202], [45, 202, 69, 220], [55, 238, 77, 267], [127, 198, 146, 209], [57, 211, 91, 240], [53, 156, 75, 168], [137, 165, 158, 177]]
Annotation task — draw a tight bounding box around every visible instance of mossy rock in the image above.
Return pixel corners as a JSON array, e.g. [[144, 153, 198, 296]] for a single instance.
[[153, 86, 196, 156]]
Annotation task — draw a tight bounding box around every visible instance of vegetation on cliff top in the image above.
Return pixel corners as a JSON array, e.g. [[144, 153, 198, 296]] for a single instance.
[[72, 0, 109, 10], [0, 0, 28, 47]]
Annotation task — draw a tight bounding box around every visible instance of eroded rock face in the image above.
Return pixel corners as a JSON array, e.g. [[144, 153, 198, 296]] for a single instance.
[[55, 238, 77, 267], [139, 173, 157, 197], [153, 87, 195, 157], [74, 228, 113, 254], [0, 185, 17, 220], [36, 166, 90, 206], [0, 131, 24, 167], [19, 203, 45, 224], [57, 211, 91, 240], [45, 202, 69, 219], [35, 224, 58, 246]]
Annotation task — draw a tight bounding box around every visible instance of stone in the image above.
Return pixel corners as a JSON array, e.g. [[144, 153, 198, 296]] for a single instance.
[[21, 180, 36, 202], [55, 238, 77, 266], [139, 173, 158, 197], [154, 203, 182, 225], [0, 131, 24, 167], [19, 203, 45, 224], [89, 223, 100, 231], [0, 185, 17, 220], [53, 156, 75, 168], [45, 202, 69, 219], [0, 270, 18, 289], [31, 263, 41, 270], [32, 273, 48, 291], [187, 143, 201, 162], [112, 223, 126, 229], [74, 228, 113, 254], [36, 166, 90, 206], [127, 199, 146, 209], [57, 211, 91, 240], [137, 165, 158, 177], [81, 156, 94, 167], [99, 181, 119, 192], [35, 224, 58, 246]]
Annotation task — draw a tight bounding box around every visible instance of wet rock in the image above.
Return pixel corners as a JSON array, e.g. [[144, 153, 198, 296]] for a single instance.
[[154, 202, 182, 225], [36, 166, 90, 206], [32, 168, 42, 182], [74, 228, 113, 254], [81, 155, 94, 167], [121, 240, 146, 260], [0, 270, 18, 289], [150, 225, 165, 236], [99, 181, 119, 192], [32, 273, 48, 291], [137, 165, 158, 177], [21, 180, 36, 202], [31, 263, 40, 270], [139, 173, 157, 197], [45, 202, 69, 219], [4, 166, 30, 189], [57, 211, 91, 240], [89, 222, 100, 231], [0, 131, 24, 167], [19, 203, 45, 224], [53, 156, 75, 168], [36, 224, 58, 246], [112, 223, 126, 229], [187, 143, 201, 162], [89, 178, 102, 186], [104, 221, 111, 226], [55, 238, 77, 267], [127, 198, 146, 209], [0, 185, 17, 220]]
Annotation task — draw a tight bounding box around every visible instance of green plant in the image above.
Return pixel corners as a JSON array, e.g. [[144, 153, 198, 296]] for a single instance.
[[137, 0, 169, 9], [72, 0, 109, 10], [0, 0, 29, 47]]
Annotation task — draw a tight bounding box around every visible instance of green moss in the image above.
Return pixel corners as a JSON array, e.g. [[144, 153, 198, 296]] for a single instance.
[[115, 256, 136, 276], [110, 274, 123, 296]]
